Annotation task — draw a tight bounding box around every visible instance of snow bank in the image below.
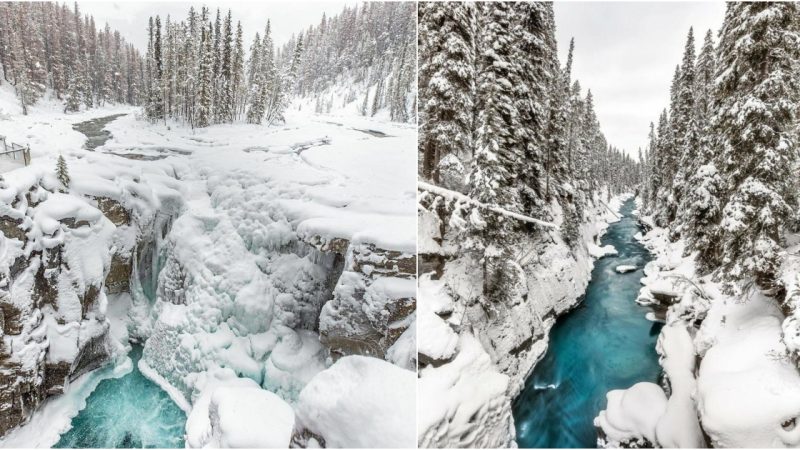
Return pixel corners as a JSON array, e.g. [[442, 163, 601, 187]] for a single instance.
[[654, 323, 705, 448], [589, 243, 618, 258], [418, 334, 514, 448], [601, 210, 800, 448], [295, 355, 416, 448]]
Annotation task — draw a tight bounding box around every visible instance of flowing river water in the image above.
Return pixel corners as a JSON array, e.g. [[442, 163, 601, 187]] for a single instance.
[[512, 198, 663, 448], [52, 346, 186, 448]]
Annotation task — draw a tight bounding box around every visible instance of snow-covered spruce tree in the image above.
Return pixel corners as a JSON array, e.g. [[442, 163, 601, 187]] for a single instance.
[[713, 2, 800, 294], [694, 30, 716, 123], [654, 66, 680, 227], [145, 16, 164, 122], [516, 2, 555, 217], [260, 23, 283, 126], [218, 10, 234, 123], [469, 2, 524, 218], [679, 29, 722, 271], [565, 80, 583, 182], [231, 22, 246, 121], [468, 2, 527, 303], [196, 24, 214, 128], [56, 154, 70, 190], [576, 90, 599, 192], [546, 37, 575, 203], [645, 122, 661, 213], [245, 32, 265, 124], [418, 1, 476, 186], [211, 9, 222, 123], [671, 28, 701, 238]]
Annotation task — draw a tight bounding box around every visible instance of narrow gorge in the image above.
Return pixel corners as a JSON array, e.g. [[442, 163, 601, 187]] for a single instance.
[[513, 198, 661, 447]]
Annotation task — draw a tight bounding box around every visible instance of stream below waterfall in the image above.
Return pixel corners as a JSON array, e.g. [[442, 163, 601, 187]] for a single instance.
[[512, 198, 663, 448], [51, 117, 186, 448], [52, 345, 186, 448]]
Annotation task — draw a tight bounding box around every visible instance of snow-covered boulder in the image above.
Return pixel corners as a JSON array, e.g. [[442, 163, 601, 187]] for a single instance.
[[589, 243, 618, 258], [615, 264, 637, 273], [294, 355, 416, 448], [595, 382, 667, 447], [186, 385, 294, 448]]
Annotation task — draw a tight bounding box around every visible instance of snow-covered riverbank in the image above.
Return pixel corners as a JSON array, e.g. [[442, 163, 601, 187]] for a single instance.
[[595, 199, 800, 448]]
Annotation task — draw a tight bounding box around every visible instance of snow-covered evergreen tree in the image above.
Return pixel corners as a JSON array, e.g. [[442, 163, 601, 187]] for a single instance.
[[56, 154, 70, 190], [196, 24, 213, 128], [470, 2, 523, 217], [418, 1, 476, 185], [670, 28, 700, 237], [714, 2, 800, 293]]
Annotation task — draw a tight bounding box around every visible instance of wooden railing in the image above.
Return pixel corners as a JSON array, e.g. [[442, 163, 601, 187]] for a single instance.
[[0, 136, 31, 171]]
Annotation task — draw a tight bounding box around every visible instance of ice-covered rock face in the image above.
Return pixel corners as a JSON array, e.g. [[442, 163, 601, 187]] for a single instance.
[[0, 179, 117, 435], [315, 239, 417, 364], [0, 155, 183, 437]]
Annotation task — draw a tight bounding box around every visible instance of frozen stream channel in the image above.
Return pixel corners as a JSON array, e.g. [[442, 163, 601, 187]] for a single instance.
[[512, 198, 663, 448], [72, 114, 128, 151]]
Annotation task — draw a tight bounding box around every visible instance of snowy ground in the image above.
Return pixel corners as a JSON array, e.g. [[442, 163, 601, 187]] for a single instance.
[[417, 188, 630, 447], [595, 198, 800, 448], [0, 83, 416, 448]]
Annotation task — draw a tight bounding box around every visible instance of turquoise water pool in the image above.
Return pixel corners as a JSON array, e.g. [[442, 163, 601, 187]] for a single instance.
[[512, 198, 663, 448], [53, 345, 186, 448]]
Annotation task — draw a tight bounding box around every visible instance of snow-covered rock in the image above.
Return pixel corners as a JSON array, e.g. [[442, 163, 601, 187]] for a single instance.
[[615, 264, 637, 273], [294, 355, 416, 448], [186, 382, 294, 448], [595, 382, 667, 447]]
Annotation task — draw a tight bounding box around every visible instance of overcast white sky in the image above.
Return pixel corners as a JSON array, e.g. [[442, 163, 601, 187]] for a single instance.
[[80, 1, 355, 51], [553, 2, 726, 156]]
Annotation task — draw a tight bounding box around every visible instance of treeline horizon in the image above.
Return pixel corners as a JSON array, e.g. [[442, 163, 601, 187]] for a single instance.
[[0, 1, 145, 114]]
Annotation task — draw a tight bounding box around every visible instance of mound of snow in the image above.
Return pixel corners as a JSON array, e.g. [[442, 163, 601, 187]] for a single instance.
[[295, 355, 416, 448]]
